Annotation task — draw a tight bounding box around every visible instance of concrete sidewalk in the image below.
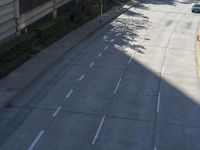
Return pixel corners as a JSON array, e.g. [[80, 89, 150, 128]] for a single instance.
[[0, 1, 139, 109]]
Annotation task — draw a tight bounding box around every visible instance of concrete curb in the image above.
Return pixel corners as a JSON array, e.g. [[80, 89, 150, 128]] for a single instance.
[[196, 24, 200, 78], [0, 1, 139, 109]]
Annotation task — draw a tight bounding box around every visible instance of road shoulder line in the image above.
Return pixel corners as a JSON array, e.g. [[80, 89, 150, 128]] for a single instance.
[[196, 24, 200, 78]]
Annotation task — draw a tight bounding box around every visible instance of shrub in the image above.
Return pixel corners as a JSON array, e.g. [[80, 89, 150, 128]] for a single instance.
[[0, 32, 36, 63], [118, 0, 130, 3], [35, 14, 70, 42]]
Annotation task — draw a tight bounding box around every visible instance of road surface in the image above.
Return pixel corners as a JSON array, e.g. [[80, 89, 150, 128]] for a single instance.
[[0, 0, 200, 150]]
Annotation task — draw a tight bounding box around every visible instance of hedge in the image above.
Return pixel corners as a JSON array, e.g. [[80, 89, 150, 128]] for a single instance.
[[35, 15, 69, 43], [0, 32, 37, 63]]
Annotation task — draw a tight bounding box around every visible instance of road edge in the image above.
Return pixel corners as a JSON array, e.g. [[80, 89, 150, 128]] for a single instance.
[[196, 24, 200, 78]]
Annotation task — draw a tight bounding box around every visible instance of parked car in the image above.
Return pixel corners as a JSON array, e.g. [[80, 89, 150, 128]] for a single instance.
[[192, 3, 200, 13]]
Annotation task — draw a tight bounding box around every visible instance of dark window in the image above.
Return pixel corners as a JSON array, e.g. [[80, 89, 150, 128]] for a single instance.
[[194, 4, 200, 7], [19, 0, 51, 14]]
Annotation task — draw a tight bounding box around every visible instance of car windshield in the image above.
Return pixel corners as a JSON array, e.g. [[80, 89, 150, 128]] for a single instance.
[[194, 4, 200, 7]]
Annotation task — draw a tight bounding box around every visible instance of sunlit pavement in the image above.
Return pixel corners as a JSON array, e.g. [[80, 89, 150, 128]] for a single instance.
[[0, 0, 200, 150]]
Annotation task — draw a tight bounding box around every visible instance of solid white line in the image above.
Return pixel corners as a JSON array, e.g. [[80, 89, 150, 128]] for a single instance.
[[66, 90, 73, 98], [157, 92, 161, 113], [113, 78, 122, 95], [89, 62, 95, 68], [28, 130, 45, 150], [92, 115, 106, 145], [97, 53, 103, 58], [104, 45, 109, 50], [52, 106, 62, 118], [161, 65, 165, 75], [154, 147, 157, 150], [128, 56, 132, 64], [79, 74, 85, 81]]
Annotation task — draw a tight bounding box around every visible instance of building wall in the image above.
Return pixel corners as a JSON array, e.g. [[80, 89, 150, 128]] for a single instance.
[[0, 0, 16, 42], [19, 0, 50, 14], [0, 0, 71, 43]]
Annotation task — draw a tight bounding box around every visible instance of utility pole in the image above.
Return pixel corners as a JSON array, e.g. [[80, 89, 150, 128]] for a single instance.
[[100, 0, 103, 23], [14, 0, 21, 35]]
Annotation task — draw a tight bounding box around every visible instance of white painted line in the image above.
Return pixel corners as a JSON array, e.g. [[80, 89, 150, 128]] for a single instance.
[[116, 33, 120, 37], [28, 130, 45, 150], [79, 74, 85, 81], [128, 57, 132, 64], [52, 106, 62, 118], [161, 62, 165, 75], [97, 53, 103, 58], [89, 62, 95, 68], [66, 90, 74, 98], [161, 65, 165, 75], [129, 41, 134, 46], [157, 92, 161, 113], [104, 45, 109, 50], [113, 78, 122, 95], [92, 115, 106, 145], [110, 39, 115, 42], [154, 147, 157, 150]]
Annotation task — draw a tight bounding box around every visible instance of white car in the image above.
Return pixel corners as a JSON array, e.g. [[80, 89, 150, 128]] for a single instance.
[[192, 3, 200, 13]]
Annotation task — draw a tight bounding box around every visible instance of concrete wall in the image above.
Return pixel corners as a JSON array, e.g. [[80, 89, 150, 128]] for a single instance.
[[0, 0, 16, 42], [0, 0, 71, 43], [19, 0, 50, 14]]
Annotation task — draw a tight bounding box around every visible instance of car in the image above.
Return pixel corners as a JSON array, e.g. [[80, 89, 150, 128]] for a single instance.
[[192, 3, 200, 13]]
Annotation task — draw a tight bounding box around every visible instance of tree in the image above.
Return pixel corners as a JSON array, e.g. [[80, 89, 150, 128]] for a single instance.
[[74, 0, 87, 22]]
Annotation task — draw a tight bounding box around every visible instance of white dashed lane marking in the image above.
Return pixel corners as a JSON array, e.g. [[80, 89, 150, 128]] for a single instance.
[[66, 90, 74, 98], [89, 62, 95, 68], [97, 53, 103, 58], [79, 74, 85, 81], [110, 39, 115, 42], [28, 130, 45, 150], [52, 106, 62, 118], [104, 45, 109, 50]]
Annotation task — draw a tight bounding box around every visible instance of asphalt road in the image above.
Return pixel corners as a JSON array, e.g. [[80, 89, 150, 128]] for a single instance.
[[0, 0, 200, 150]]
